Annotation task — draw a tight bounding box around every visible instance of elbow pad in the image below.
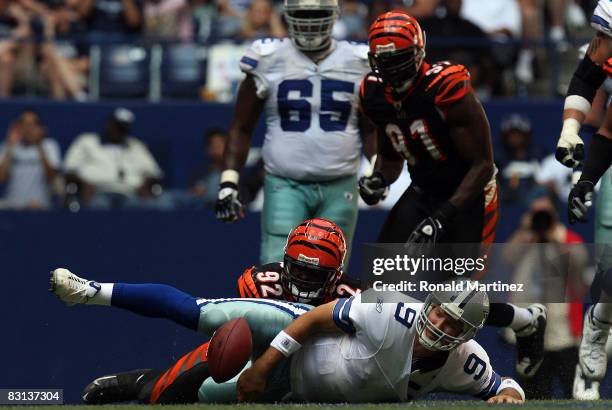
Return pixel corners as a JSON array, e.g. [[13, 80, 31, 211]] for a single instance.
[[566, 55, 607, 104]]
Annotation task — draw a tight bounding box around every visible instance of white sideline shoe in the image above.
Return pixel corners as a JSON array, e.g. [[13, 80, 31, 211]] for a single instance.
[[49, 268, 100, 306], [573, 364, 601, 400], [578, 306, 610, 381]]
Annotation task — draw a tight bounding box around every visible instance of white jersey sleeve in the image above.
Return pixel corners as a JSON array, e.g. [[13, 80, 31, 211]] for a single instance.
[[239, 38, 287, 99], [435, 340, 503, 400], [592, 0, 612, 37]]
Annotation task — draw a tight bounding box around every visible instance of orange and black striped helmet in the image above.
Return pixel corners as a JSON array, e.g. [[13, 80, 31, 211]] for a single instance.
[[367, 11, 426, 90], [282, 218, 346, 303]]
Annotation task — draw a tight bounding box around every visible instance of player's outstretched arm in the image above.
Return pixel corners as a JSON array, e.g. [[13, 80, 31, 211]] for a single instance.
[[486, 378, 525, 404], [236, 301, 338, 402], [216, 75, 265, 223], [557, 32, 612, 168]]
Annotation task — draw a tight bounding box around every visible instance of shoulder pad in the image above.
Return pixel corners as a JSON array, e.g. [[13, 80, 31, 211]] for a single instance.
[[240, 38, 287, 74], [250, 38, 286, 57], [345, 41, 369, 61], [423, 61, 472, 106]]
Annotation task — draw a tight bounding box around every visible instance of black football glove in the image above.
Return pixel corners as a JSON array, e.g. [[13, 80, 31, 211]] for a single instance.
[[215, 182, 245, 223], [568, 180, 594, 224], [359, 171, 389, 205], [407, 202, 459, 244]]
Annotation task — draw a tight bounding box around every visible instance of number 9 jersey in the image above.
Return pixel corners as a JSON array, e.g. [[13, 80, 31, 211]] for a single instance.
[[239, 38, 370, 181]]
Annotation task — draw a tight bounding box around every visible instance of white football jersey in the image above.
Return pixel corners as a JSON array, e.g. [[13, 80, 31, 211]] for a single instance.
[[290, 290, 419, 402], [239, 38, 370, 181], [289, 290, 504, 403], [592, 0, 612, 37]]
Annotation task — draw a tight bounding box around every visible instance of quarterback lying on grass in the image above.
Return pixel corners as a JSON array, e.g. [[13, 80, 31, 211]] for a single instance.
[[51, 270, 524, 404]]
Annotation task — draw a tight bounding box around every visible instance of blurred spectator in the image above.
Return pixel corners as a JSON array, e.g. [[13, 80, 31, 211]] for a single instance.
[[33, 0, 89, 100], [535, 153, 574, 204], [460, 0, 520, 94], [188, 127, 226, 207], [0, 109, 61, 209], [335, 0, 368, 41], [515, 0, 574, 85], [215, 0, 249, 39], [188, 0, 216, 42], [420, 0, 496, 97], [495, 114, 542, 205], [82, 0, 143, 41], [143, 0, 190, 40], [64, 108, 168, 210], [401, 0, 439, 18], [0, 1, 34, 97], [503, 194, 587, 398], [239, 0, 284, 41]]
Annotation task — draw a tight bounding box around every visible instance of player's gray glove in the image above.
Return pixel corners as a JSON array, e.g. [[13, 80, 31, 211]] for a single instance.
[[359, 171, 389, 205], [568, 180, 594, 224], [555, 124, 585, 168], [215, 182, 245, 223]]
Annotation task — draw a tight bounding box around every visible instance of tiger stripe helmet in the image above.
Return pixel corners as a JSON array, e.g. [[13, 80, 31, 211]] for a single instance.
[[283, 218, 346, 303], [367, 11, 426, 91]]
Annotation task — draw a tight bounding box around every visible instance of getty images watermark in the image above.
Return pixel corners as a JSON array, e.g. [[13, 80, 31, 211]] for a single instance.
[[360, 243, 596, 303]]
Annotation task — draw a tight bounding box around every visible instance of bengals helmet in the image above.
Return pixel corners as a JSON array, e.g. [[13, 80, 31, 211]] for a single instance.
[[368, 11, 426, 90], [283, 218, 346, 304], [284, 0, 339, 52]]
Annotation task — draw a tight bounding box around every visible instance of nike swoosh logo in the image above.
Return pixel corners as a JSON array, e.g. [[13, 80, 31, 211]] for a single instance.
[[584, 364, 596, 374]]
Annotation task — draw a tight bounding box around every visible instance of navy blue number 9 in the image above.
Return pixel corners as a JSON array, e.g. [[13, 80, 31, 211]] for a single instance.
[[394, 303, 416, 328], [277, 79, 353, 132], [464, 353, 487, 381]]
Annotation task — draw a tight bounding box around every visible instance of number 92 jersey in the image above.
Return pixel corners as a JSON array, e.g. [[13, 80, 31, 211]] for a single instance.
[[239, 39, 370, 181], [237, 262, 361, 302], [359, 61, 473, 199]]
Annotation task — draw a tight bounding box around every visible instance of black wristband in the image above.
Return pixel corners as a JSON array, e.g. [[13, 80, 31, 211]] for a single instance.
[[434, 201, 459, 225], [580, 133, 612, 184], [219, 181, 238, 190], [567, 55, 607, 103]]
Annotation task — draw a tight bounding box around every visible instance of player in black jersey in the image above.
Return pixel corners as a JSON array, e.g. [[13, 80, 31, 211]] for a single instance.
[[359, 11, 497, 246], [357, 11, 547, 379]]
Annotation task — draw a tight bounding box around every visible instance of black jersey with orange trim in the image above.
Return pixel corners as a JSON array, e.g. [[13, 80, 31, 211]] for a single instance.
[[237, 262, 361, 303], [360, 60, 474, 199]]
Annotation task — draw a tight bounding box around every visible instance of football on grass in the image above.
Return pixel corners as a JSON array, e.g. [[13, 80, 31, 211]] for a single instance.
[[207, 317, 253, 383]]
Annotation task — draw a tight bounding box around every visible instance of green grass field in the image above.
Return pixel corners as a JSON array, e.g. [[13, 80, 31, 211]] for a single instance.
[[4, 402, 612, 410]]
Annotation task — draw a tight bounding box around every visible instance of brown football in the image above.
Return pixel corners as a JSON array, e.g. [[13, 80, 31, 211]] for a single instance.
[[207, 317, 253, 383]]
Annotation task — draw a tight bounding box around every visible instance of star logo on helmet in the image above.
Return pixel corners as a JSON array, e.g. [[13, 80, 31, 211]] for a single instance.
[[298, 254, 320, 265]]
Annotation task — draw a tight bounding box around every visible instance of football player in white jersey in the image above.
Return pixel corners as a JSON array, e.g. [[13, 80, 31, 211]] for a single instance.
[[555, 0, 612, 400], [238, 285, 525, 404], [215, 0, 376, 264]]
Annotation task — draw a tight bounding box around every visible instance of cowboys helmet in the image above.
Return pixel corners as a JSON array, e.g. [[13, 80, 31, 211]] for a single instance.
[[284, 0, 339, 52], [283, 217, 346, 304], [416, 280, 489, 351]]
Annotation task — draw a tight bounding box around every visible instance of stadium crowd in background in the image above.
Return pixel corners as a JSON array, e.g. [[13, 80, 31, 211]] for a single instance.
[[0, 0, 598, 99]]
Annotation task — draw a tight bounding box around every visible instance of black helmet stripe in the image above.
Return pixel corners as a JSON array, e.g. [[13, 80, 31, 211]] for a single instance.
[[368, 32, 412, 43], [288, 239, 338, 259]]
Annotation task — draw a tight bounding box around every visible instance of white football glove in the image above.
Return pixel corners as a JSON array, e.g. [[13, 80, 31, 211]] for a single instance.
[[556, 119, 585, 168]]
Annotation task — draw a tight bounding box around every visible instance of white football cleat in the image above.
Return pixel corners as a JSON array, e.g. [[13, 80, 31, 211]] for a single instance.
[[573, 364, 600, 400], [50, 268, 100, 306], [578, 306, 610, 381]]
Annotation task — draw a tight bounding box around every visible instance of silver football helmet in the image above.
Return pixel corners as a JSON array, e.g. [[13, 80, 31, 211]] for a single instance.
[[284, 0, 339, 52], [416, 280, 489, 351]]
